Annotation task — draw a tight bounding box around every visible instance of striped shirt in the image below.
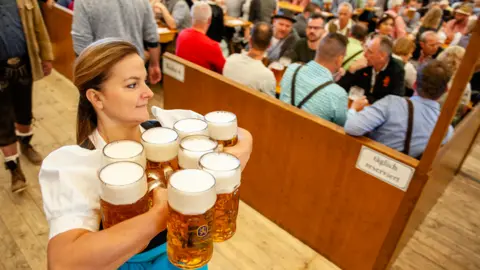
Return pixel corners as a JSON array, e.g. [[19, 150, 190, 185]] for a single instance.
[[280, 61, 348, 126]]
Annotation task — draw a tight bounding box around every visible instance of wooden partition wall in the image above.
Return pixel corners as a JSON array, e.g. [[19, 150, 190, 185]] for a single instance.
[[162, 20, 480, 267], [41, 3, 75, 80]]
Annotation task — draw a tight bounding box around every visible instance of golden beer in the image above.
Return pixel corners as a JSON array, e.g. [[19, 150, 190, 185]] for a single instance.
[[205, 111, 238, 147], [167, 170, 217, 269], [102, 140, 146, 168], [270, 62, 286, 88], [178, 135, 218, 169], [199, 152, 241, 242], [173, 118, 209, 140], [99, 162, 150, 229], [141, 127, 180, 187]]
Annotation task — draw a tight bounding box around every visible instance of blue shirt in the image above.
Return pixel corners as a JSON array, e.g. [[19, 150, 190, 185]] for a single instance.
[[0, 0, 27, 61], [280, 61, 348, 126], [344, 95, 454, 158]]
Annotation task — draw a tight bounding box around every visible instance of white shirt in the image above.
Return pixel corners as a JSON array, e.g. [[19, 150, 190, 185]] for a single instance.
[[39, 108, 203, 239], [326, 19, 353, 36], [393, 54, 417, 90], [223, 53, 277, 97]]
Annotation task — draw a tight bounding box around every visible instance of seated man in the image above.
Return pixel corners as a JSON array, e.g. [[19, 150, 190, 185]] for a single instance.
[[266, 10, 300, 63], [411, 31, 443, 64], [342, 23, 368, 71], [444, 4, 472, 42], [280, 33, 349, 126], [338, 35, 405, 104], [293, 3, 322, 38], [176, 1, 225, 73], [345, 60, 454, 158], [325, 2, 354, 36], [287, 14, 326, 63], [223, 22, 277, 97]]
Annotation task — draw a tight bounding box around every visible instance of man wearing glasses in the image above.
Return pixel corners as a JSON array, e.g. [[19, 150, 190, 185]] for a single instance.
[[287, 14, 325, 64]]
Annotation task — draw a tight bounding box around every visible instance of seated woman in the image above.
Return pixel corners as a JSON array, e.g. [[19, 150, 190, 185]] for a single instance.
[[392, 37, 417, 96], [150, 0, 192, 31], [436, 46, 472, 126], [376, 13, 396, 38], [39, 39, 253, 269]]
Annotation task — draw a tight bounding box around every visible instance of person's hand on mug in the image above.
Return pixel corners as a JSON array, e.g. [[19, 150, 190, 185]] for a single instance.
[[151, 187, 168, 230], [351, 96, 369, 112], [223, 128, 253, 172]]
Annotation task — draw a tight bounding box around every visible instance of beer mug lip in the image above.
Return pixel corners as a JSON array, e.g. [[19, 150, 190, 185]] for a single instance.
[[173, 118, 208, 133], [169, 169, 216, 193], [103, 140, 145, 160], [204, 111, 237, 124], [199, 152, 241, 172], [141, 127, 179, 144], [180, 135, 218, 152], [98, 161, 145, 186]]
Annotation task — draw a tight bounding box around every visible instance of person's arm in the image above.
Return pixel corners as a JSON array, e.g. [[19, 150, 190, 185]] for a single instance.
[[32, 0, 55, 75], [71, 0, 93, 55], [344, 96, 391, 136], [211, 43, 226, 74], [144, 1, 162, 83], [48, 202, 167, 270], [155, 2, 177, 29], [332, 88, 349, 126]]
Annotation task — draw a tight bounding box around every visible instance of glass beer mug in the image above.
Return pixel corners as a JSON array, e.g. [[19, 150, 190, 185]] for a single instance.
[[199, 152, 241, 242], [141, 127, 180, 187], [205, 111, 238, 147], [102, 140, 146, 168], [173, 118, 209, 140], [98, 161, 161, 229], [167, 169, 217, 269], [178, 135, 219, 169]]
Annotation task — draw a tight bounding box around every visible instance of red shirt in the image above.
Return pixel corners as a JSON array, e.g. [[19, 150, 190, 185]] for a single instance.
[[176, 28, 226, 73]]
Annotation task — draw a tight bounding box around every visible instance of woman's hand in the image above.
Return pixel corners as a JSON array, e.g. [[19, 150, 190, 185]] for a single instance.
[[151, 188, 168, 231], [224, 128, 253, 171]]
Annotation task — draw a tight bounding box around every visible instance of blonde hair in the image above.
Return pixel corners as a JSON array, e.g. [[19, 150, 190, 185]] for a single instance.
[[436, 46, 465, 75], [74, 39, 139, 145], [393, 37, 416, 56], [422, 7, 443, 29]]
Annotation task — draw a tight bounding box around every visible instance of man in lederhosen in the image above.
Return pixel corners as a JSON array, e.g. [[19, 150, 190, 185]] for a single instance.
[[0, 0, 53, 192]]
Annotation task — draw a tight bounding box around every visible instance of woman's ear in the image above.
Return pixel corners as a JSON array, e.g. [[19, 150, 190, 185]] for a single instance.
[[86, 88, 105, 110]]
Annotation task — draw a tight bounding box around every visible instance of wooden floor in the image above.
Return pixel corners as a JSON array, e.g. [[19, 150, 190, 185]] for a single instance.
[[0, 71, 478, 269]]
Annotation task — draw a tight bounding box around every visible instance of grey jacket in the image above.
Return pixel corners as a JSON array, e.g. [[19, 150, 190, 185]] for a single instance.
[[267, 30, 300, 63]]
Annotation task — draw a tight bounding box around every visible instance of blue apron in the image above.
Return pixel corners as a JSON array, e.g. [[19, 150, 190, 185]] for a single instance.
[[119, 243, 209, 270]]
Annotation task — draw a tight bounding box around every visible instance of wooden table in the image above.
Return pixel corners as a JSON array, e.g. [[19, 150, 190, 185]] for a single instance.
[[158, 27, 177, 43], [278, 1, 304, 13], [224, 16, 252, 28]]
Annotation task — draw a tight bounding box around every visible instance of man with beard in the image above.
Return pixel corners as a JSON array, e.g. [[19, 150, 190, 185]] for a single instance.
[[266, 10, 300, 63], [445, 4, 472, 42], [287, 14, 325, 63]]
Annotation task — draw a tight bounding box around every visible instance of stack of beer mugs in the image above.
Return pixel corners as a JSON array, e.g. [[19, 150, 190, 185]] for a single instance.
[[97, 111, 242, 269]]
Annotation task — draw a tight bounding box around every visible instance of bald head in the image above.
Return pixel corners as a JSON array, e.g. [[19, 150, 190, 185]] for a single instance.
[[251, 22, 273, 51]]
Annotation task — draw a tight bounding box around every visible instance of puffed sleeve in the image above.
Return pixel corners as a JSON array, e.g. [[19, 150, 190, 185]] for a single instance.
[[39, 145, 103, 239]]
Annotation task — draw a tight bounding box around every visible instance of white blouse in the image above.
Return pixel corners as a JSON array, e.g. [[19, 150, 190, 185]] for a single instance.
[[39, 108, 203, 239]]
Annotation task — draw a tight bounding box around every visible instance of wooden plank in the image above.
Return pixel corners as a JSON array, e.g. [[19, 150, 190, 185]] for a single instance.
[[0, 217, 31, 270], [0, 189, 47, 270]]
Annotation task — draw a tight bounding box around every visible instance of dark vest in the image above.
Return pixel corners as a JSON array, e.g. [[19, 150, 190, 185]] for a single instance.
[[79, 120, 166, 253]]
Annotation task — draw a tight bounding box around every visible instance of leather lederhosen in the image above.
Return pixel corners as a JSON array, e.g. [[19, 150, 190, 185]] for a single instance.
[[79, 120, 166, 253]]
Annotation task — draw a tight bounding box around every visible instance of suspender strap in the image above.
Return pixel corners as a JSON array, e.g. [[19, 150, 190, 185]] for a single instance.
[[342, 50, 363, 67], [403, 98, 414, 155], [291, 65, 304, 107], [297, 81, 334, 108], [290, 64, 334, 108]]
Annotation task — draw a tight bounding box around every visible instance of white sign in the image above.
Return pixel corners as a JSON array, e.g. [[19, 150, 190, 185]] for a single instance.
[[356, 146, 415, 191], [163, 58, 185, 82]]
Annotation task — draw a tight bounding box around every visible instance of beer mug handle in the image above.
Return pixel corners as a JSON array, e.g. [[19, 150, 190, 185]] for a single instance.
[[216, 144, 224, 153], [148, 179, 164, 191], [163, 166, 174, 185]]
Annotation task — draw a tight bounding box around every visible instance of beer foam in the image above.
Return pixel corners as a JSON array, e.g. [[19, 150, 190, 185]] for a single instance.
[[142, 128, 179, 162], [200, 153, 241, 194], [99, 162, 148, 205], [205, 111, 238, 140], [102, 140, 146, 168], [179, 136, 217, 169], [174, 119, 208, 139], [168, 169, 217, 215]]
